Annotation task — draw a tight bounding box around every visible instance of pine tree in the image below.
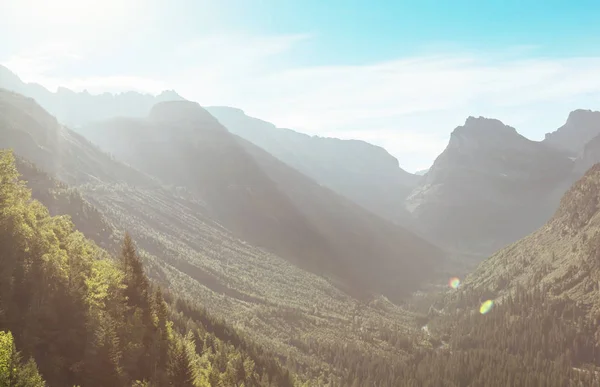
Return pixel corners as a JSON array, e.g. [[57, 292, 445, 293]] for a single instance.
[[119, 233, 155, 382], [0, 330, 45, 387], [168, 335, 196, 387]]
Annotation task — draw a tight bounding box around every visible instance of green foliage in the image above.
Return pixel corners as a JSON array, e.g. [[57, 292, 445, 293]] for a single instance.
[[0, 150, 293, 386], [0, 331, 45, 387]]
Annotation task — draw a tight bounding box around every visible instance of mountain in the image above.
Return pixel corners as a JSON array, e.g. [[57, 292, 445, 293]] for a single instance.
[[0, 149, 295, 387], [543, 109, 600, 155], [13, 155, 117, 251], [461, 162, 600, 299], [78, 100, 443, 300], [384, 163, 600, 386], [0, 88, 157, 187], [0, 89, 442, 383], [0, 64, 184, 127], [575, 132, 600, 174], [415, 168, 430, 176], [1, 65, 422, 227], [406, 116, 574, 256], [206, 106, 420, 225]]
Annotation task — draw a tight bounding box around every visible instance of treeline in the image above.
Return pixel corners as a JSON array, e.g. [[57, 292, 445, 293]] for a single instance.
[[0, 150, 294, 386], [283, 276, 600, 386]]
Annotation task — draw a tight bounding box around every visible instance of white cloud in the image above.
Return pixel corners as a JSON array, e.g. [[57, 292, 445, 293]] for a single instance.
[[2, 43, 82, 82]]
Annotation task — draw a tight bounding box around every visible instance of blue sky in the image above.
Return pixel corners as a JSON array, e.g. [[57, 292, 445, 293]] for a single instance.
[[1, 0, 600, 171]]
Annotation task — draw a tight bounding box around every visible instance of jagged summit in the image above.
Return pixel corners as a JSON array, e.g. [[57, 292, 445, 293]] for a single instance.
[[448, 116, 524, 150], [544, 109, 600, 154], [0, 64, 186, 126], [407, 115, 574, 255]]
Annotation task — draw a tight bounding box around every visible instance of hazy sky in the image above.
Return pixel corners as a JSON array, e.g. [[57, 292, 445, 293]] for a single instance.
[[2, 0, 600, 171]]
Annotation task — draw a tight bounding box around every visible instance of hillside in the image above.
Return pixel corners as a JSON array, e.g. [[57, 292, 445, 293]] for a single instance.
[[14, 156, 116, 251], [0, 89, 439, 384], [406, 116, 574, 257], [459, 162, 600, 303], [377, 164, 600, 386], [79, 100, 443, 300], [207, 106, 420, 226], [544, 109, 600, 155], [0, 150, 295, 386], [0, 89, 157, 187]]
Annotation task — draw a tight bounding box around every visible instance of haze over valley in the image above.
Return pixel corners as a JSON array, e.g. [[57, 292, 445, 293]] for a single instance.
[[2, 1, 600, 386]]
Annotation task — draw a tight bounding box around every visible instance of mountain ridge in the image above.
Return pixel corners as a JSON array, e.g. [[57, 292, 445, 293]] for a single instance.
[[206, 106, 420, 226], [79, 100, 444, 300], [543, 109, 600, 155], [407, 115, 575, 257]]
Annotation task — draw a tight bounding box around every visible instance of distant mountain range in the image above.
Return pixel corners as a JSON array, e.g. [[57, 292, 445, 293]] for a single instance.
[[206, 106, 420, 226], [0, 64, 184, 127], [4, 63, 600, 386], [77, 99, 441, 299], [2, 63, 600, 265]]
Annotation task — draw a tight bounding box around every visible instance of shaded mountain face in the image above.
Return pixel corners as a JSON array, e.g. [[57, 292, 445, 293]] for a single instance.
[[0, 89, 155, 186], [543, 109, 600, 155], [575, 133, 600, 174], [0, 65, 184, 127], [78, 100, 443, 299], [206, 106, 420, 226], [406, 116, 574, 256], [462, 162, 600, 307]]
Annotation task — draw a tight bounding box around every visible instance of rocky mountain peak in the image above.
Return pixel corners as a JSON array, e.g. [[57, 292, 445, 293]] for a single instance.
[[543, 109, 600, 154], [447, 116, 523, 151]]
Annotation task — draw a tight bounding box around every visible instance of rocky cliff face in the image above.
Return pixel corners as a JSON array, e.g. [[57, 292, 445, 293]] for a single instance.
[[407, 116, 574, 255]]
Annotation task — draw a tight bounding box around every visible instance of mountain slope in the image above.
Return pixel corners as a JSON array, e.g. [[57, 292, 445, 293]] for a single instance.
[[206, 106, 420, 225], [13, 156, 116, 251], [462, 162, 600, 303], [543, 109, 600, 155], [79, 101, 443, 299], [0, 65, 184, 127], [406, 116, 574, 256], [0, 89, 436, 382], [0, 150, 295, 387], [575, 132, 600, 174], [0, 89, 156, 187], [388, 164, 600, 386]]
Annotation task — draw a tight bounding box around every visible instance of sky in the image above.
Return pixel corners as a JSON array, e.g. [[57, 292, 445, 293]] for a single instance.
[[1, 0, 600, 172]]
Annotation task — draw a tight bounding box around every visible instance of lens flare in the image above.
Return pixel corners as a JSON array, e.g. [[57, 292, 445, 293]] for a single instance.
[[479, 300, 494, 315], [449, 277, 461, 289]]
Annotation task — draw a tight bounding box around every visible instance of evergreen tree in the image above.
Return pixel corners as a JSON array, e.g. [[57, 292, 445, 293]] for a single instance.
[[168, 336, 196, 387], [0, 331, 45, 387]]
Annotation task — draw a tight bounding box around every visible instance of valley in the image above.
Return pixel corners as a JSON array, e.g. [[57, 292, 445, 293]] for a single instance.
[[2, 60, 600, 385]]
